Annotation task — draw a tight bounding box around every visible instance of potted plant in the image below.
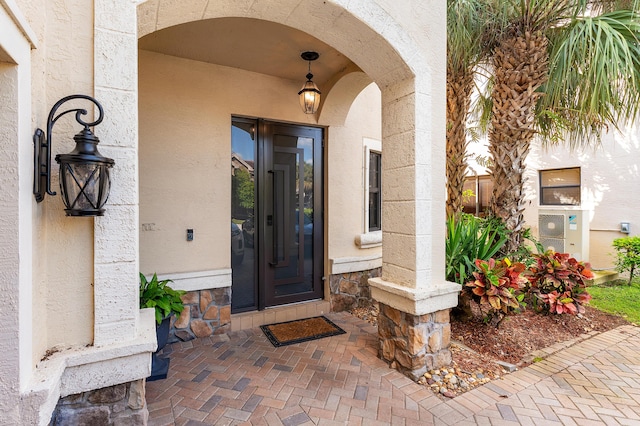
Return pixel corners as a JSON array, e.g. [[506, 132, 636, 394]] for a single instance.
[[139, 273, 185, 381]]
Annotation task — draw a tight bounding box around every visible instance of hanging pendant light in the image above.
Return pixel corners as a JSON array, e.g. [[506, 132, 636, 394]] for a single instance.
[[298, 51, 321, 114]]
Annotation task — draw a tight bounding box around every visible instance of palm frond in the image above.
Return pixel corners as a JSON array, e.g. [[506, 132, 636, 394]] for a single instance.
[[539, 9, 640, 147], [447, 0, 496, 74]]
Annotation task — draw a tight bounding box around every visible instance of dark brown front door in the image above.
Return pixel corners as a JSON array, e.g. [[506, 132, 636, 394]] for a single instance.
[[231, 118, 323, 312]]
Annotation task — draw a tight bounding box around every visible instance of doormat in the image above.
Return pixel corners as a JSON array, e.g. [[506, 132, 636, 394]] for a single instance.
[[260, 316, 346, 347]]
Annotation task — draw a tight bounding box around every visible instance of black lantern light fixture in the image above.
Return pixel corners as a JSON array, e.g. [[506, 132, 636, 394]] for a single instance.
[[298, 51, 321, 114], [33, 94, 115, 216]]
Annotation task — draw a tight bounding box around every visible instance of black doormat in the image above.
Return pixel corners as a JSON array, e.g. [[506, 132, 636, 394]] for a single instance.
[[260, 316, 346, 347]]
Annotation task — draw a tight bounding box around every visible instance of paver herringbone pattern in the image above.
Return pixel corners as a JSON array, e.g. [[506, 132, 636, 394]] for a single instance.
[[147, 312, 441, 425], [453, 325, 640, 425], [147, 312, 640, 425]]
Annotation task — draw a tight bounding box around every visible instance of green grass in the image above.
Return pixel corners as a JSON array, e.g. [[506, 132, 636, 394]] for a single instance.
[[588, 277, 640, 324]]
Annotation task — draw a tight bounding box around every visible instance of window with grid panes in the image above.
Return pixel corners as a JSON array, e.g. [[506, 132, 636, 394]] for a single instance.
[[368, 151, 381, 231], [539, 168, 581, 206]]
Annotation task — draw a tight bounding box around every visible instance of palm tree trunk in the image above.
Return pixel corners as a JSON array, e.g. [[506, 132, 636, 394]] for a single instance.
[[489, 30, 549, 253], [446, 72, 474, 217]]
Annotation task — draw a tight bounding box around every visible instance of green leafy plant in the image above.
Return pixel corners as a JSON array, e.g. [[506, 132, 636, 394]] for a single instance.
[[140, 273, 186, 324], [482, 216, 544, 267], [465, 258, 527, 327], [527, 251, 592, 315], [445, 213, 508, 285], [462, 189, 475, 205], [612, 236, 640, 286]]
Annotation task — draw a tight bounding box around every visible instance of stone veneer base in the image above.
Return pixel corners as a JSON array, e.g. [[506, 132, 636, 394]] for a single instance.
[[329, 267, 381, 312], [49, 380, 147, 425], [170, 287, 232, 343], [377, 303, 452, 381]]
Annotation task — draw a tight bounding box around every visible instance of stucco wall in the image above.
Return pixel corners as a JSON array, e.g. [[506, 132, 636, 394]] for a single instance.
[[12, 0, 96, 358], [327, 83, 382, 260], [0, 57, 21, 423], [139, 50, 317, 274], [15, 0, 47, 372], [522, 128, 640, 269], [139, 50, 381, 277], [42, 0, 95, 352]]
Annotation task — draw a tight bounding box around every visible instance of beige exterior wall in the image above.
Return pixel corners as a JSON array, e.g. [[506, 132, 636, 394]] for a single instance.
[[139, 50, 382, 279], [40, 0, 95, 350], [327, 84, 382, 260], [13, 0, 95, 358]]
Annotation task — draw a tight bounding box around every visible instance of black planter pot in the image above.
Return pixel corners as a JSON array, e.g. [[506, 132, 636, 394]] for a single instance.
[[148, 315, 171, 382]]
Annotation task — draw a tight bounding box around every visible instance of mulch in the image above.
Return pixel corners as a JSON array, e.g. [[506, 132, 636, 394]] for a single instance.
[[350, 301, 632, 398]]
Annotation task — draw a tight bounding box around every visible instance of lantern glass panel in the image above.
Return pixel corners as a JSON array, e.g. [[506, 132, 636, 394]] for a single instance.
[[60, 162, 111, 214], [299, 81, 320, 114]]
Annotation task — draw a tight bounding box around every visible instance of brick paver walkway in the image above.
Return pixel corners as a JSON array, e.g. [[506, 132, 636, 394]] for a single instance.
[[146, 312, 640, 425]]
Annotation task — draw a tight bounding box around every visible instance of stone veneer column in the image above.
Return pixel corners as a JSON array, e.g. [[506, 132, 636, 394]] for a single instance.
[[50, 380, 147, 425], [369, 77, 460, 380], [170, 288, 232, 342], [329, 268, 381, 312], [378, 304, 452, 380]]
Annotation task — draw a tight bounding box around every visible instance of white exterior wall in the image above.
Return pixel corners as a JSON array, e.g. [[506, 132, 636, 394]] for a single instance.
[[522, 128, 640, 269]]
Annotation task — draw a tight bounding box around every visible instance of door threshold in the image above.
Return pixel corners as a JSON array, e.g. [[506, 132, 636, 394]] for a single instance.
[[230, 299, 331, 332]]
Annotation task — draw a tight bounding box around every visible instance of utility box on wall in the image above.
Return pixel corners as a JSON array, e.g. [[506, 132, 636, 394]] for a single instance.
[[538, 209, 590, 261]]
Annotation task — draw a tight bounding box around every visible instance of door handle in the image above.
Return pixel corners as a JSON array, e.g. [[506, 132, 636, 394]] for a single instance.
[[268, 170, 279, 267]]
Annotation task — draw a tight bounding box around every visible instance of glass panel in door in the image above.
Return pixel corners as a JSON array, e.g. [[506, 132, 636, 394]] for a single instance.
[[231, 118, 257, 312]]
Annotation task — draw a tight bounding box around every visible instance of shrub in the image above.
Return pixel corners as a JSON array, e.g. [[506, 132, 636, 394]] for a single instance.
[[612, 236, 640, 286], [445, 213, 508, 285], [527, 251, 592, 315], [465, 258, 528, 327]]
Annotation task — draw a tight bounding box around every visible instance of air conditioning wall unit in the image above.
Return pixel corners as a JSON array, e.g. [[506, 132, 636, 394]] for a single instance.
[[538, 209, 590, 261]]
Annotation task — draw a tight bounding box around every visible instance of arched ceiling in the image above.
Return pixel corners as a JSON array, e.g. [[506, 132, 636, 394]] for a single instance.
[[138, 17, 362, 88]]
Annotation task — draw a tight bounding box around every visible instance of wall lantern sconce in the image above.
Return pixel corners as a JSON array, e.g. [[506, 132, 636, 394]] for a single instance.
[[33, 94, 115, 216], [298, 51, 321, 114]]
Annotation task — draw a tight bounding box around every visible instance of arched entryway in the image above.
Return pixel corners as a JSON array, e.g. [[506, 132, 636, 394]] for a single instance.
[[97, 0, 456, 380]]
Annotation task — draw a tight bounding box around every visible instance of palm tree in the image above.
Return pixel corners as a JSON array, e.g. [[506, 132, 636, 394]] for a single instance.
[[487, 0, 640, 252], [446, 0, 493, 216]]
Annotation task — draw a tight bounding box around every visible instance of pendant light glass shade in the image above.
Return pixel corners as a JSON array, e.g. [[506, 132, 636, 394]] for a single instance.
[[298, 51, 321, 114], [298, 74, 321, 114]]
